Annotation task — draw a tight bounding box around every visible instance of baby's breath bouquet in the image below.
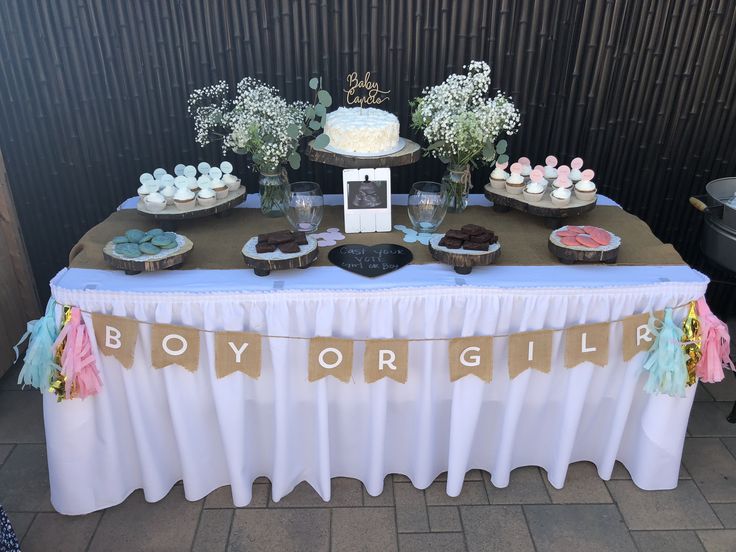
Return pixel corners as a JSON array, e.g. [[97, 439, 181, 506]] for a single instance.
[[411, 61, 520, 211], [188, 77, 331, 216]]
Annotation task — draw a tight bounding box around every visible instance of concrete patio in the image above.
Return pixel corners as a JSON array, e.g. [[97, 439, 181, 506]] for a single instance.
[[1, 360, 736, 552]]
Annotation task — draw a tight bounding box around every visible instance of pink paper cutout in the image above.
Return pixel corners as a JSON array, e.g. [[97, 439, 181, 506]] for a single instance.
[[557, 165, 570, 175], [545, 155, 558, 167], [534, 165, 544, 172], [581, 169, 595, 180], [496, 161, 508, 169], [518, 156, 531, 166], [530, 170, 543, 182], [510, 162, 522, 174], [571, 157, 584, 170], [310, 227, 345, 246]]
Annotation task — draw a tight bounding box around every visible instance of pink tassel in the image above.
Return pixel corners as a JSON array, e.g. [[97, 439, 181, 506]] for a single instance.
[[52, 307, 102, 399], [696, 298, 735, 383]]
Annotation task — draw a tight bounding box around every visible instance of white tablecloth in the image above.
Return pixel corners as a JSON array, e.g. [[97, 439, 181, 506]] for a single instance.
[[45, 194, 708, 515]]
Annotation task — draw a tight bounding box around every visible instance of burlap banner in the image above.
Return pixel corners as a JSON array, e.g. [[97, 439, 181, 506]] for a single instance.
[[564, 322, 611, 368], [91, 313, 138, 369], [151, 323, 200, 372], [508, 330, 554, 379], [364, 339, 409, 383], [215, 332, 262, 379], [448, 337, 493, 382], [622, 311, 664, 361], [308, 337, 354, 382], [82, 309, 675, 383]]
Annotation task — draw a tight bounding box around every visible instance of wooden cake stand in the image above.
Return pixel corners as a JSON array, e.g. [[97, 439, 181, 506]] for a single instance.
[[136, 188, 246, 230], [241, 236, 319, 277], [103, 236, 193, 275], [484, 184, 596, 228], [306, 138, 421, 168], [428, 236, 501, 274]]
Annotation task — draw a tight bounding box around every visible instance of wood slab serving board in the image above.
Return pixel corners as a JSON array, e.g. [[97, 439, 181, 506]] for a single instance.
[[484, 184, 596, 222], [136, 187, 246, 220]]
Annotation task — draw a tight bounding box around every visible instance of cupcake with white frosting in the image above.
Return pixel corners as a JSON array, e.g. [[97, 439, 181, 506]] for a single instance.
[[570, 157, 584, 183], [197, 187, 216, 207], [174, 188, 196, 211], [550, 187, 572, 207], [505, 163, 525, 195], [574, 169, 597, 201], [543, 156, 558, 182], [211, 178, 228, 199], [518, 156, 532, 183], [138, 181, 159, 199], [489, 161, 509, 189], [553, 165, 573, 190], [223, 173, 241, 192], [161, 184, 176, 205], [143, 191, 167, 212], [523, 170, 546, 203]]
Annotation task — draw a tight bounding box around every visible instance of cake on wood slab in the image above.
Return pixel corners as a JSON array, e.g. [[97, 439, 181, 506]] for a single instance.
[[323, 107, 400, 153]]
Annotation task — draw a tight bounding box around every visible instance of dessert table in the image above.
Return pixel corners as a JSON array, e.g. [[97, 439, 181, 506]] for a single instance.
[[45, 194, 708, 515]]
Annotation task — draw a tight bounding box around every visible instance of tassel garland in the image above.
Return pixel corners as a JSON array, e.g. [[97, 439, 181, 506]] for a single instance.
[[695, 298, 735, 383], [15, 298, 61, 392], [52, 307, 102, 400], [642, 308, 689, 397], [681, 301, 702, 386]]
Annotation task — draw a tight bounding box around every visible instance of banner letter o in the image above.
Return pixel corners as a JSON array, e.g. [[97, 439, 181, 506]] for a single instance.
[[162, 334, 188, 356]]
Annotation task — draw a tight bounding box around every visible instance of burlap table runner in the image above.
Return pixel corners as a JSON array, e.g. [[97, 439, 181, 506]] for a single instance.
[[68, 205, 684, 269]]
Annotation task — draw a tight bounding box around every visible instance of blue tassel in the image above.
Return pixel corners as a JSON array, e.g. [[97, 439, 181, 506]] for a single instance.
[[642, 308, 689, 397], [15, 299, 61, 392]]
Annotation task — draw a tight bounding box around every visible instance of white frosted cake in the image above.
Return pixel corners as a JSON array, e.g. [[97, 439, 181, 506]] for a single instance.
[[323, 107, 400, 153]]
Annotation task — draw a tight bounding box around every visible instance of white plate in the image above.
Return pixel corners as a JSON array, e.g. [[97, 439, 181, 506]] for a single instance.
[[106, 234, 186, 262], [549, 226, 621, 252], [323, 137, 407, 158], [242, 235, 318, 261], [429, 234, 501, 256]]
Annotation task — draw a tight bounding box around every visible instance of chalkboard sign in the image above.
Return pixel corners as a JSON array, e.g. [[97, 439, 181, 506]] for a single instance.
[[328, 244, 413, 277]]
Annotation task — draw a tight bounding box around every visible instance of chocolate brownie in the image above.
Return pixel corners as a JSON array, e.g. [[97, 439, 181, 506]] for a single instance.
[[255, 242, 276, 254], [268, 232, 294, 245], [470, 231, 493, 243], [257, 233, 271, 244], [442, 237, 463, 249], [278, 241, 301, 253], [462, 241, 489, 251], [291, 231, 308, 245], [461, 224, 485, 236], [445, 229, 469, 241]]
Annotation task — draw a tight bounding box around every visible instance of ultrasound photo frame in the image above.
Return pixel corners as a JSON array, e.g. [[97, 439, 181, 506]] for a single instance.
[[342, 168, 392, 233]]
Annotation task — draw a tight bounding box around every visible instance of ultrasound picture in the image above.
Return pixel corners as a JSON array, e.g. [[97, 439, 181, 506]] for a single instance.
[[347, 180, 388, 209]]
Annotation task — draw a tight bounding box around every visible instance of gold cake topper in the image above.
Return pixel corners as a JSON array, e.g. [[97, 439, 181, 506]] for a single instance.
[[343, 71, 390, 107]]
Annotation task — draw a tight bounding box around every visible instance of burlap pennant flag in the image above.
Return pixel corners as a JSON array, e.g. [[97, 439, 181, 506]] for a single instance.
[[364, 339, 409, 383], [151, 323, 200, 372], [308, 337, 354, 382], [448, 337, 493, 382], [91, 313, 138, 369], [214, 331, 262, 379], [564, 322, 610, 368], [622, 310, 664, 361], [508, 330, 553, 379]]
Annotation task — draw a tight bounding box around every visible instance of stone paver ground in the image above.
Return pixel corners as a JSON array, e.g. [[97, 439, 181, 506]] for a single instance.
[[2, 359, 736, 551]]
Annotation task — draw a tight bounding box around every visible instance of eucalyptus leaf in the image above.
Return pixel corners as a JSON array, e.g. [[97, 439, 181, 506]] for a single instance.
[[233, 147, 248, 155], [315, 104, 326, 117], [317, 90, 332, 107], [425, 140, 446, 152], [482, 142, 495, 159], [305, 106, 316, 119], [308, 119, 321, 131], [497, 153, 509, 165], [308, 77, 319, 90], [286, 124, 300, 139], [313, 133, 330, 148], [496, 139, 508, 154], [287, 152, 301, 170]]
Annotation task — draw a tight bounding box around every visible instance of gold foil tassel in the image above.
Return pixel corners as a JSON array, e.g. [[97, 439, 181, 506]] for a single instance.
[[681, 301, 702, 386]]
